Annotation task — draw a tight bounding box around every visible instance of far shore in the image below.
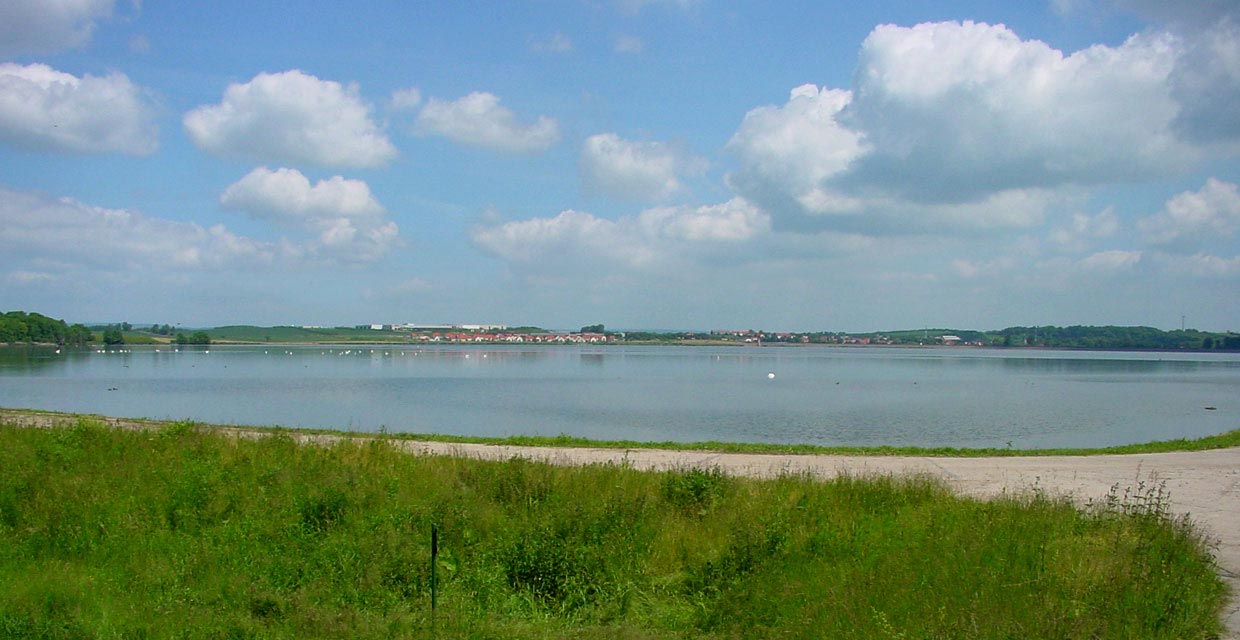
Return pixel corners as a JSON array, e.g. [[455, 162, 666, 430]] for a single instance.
[[5, 340, 1238, 354]]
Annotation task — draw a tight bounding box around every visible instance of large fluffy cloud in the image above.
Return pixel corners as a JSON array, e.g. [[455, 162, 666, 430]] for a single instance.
[[0, 0, 114, 57], [845, 22, 1186, 196], [579, 133, 703, 201], [0, 185, 285, 274], [220, 167, 400, 263], [728, 85, 867, 219], [416, 92, 559, 153], [184, 70, 396, 168], [1140, 178, 1240, 246], [472, 198, 768, 271], [0, 63, 158, 155], [728, 21, 1205, 234], [1169, 17, 1240, 144]]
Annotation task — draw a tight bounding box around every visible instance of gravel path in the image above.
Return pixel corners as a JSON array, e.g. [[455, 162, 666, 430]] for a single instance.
[[5, 409, 1238, 636]]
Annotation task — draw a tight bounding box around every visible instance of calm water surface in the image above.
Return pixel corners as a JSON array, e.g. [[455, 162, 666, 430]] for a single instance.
[[1, 345, 1237, 448]]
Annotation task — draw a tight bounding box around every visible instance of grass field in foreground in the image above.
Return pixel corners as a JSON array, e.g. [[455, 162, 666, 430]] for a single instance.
[[0, 419, 1228, 639]]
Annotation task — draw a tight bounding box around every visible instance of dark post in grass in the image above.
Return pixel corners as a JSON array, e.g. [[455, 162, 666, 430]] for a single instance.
[[431, 523, 439, 619]]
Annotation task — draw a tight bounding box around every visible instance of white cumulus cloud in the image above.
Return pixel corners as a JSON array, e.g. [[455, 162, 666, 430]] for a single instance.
[[416, 92, 559, 153], [0, 185, 286, 273], [845, 22, 1186, 196], [1140, 178, 1240, 245], [1077, 249, 1143, 273], [1048, 208, 1120, 251], [471, 198, 768, 272], [1161, 252, 1240, 278], [728, 84, 866, 219], [220, 167, 400, 263], [388, 87, 422, 111], [0, 0, 114, 57], [580, 133, 703, 201], [637, 199, 769, 242], [728, 21, 1200, 235], [184, 70, 397, 168], [0, 62, 158, 155]]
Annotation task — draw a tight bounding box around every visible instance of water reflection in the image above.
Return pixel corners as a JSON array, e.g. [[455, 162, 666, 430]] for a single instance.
[[1, 344, 1236, 448]]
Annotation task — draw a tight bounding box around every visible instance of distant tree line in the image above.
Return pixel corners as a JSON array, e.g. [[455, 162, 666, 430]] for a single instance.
[[1, 311, 92, 345], [174, 331, 212, 345], [990, 325, 1239, 350]]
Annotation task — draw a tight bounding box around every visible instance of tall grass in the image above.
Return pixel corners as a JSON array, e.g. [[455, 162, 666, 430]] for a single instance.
[[0, 420, 1227, 638]]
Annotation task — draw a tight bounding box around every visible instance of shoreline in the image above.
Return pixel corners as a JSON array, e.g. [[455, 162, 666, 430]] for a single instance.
[[2, 407, 1238, 458], [6, 340, 1239, 354]]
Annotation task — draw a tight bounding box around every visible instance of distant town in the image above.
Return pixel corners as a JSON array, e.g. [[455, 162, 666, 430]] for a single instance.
[[357, 324, 610, 345], [322, 323, 1234, 351], [3, 310, 1239, 351], [342, 323, 982, 346]]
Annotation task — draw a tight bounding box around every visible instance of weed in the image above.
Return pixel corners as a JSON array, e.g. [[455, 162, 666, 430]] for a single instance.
[[297, 487, 349, 534], [660, 466, 730, 516]]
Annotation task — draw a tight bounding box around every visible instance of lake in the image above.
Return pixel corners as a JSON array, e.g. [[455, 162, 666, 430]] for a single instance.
[[1, 344, 1236, 449]]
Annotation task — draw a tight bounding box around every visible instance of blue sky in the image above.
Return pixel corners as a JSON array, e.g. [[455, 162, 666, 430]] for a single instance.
[[2, 1, 1238, 331]]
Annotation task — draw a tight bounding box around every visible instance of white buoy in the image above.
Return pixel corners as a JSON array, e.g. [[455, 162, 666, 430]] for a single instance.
[[767, 372, 776, 379]]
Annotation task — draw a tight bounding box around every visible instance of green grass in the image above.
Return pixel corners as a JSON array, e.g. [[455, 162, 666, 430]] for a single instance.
[[0, 419, 1228, 639], [207, 325, 412, 343]]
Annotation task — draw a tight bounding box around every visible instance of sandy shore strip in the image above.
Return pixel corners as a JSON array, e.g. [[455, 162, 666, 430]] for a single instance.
[[5, 409, 1238, 637]]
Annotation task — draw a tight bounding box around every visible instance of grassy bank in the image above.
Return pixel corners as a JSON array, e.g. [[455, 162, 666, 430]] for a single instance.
[[206, 325, 413, 344], [426, 428, 1240, 457], [0, 418, 1228, 639]]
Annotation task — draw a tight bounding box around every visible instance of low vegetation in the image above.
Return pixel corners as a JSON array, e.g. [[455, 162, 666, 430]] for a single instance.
[[206, 324, 409, 343], [0, 419, 1227, 639]]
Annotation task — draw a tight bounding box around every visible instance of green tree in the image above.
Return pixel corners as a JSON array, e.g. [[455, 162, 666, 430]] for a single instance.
[[580, 324, 605, 334], [0, 314, 28, 343], [66, 324, 92, 346], [102, 329, 125, 346], [190, 331, 211, 345]]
